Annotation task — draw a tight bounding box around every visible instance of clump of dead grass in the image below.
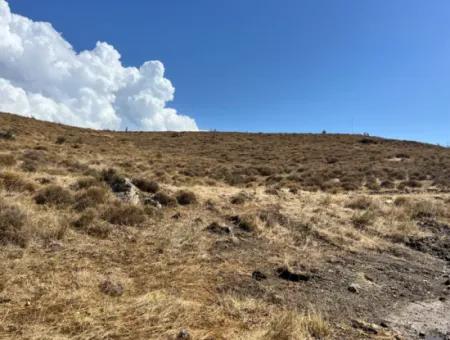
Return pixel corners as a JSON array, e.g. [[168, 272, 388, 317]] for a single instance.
[[262, 310, 330, 340], [73, 186, 109, 211], [34, 184, 73, 207], [73, 209, 111, 238], [0, 200, 28, 247], [351, 210, 375, 229], [103, 202, 146, 226], [153, 192, 177, 207], [176, 190, 197, 205], [0, 153, 16, 166], [346, 196, 373, 210], [132, 178, 159, 193], [0, 171, 36, 192]]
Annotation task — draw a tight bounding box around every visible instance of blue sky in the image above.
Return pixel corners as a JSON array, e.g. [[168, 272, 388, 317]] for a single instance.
[[8, 1, 450, 144]]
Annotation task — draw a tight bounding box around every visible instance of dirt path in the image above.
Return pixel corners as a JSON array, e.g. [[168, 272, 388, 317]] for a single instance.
[[388, 299, 450, 339]]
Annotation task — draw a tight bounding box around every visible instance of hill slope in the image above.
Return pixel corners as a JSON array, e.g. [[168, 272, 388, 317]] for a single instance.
[[0, 112, 449, 339]]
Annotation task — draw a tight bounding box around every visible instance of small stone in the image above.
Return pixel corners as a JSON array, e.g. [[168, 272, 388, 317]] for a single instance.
[[438, 296, 446, 302], [348, 283, 361, 293], [176, 329, 191, 339], [444, 279, 450, 286], [99, 279, 124, 297]]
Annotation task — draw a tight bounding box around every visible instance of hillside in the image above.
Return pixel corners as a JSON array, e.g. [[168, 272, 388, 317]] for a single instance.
[[0, 112, 449, 339]]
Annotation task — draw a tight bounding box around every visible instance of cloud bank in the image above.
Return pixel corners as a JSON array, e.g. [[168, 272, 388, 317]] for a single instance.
[[0, 0, 198, 131]]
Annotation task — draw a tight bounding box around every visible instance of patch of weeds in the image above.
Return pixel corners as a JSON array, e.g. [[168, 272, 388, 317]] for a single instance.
[[55, 136, 66, 144], [73, 187, 108, 211], [153, 192, 177, 207], [103, 202, 146, 226], [176, 190, 197, 205], [351, 210, 375, 229], [0, 172, 36, 192], [346, 196, 373, 210], [132, 178, 159, 193], [101, 168, 129, 192], [34, 185, 73, 207], [73, 176, 102, 190], [0, 200, 28, 247], [73, 209, 111, 238], [229, 214, 258, 233], [230, 191, 250, 205], [0, 154, 16, 166]]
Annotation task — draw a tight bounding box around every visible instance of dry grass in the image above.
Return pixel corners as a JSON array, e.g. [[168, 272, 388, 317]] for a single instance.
[[262, 310, 330, 340], [0, 199, 28, 247], [0, 112, 449, 339]]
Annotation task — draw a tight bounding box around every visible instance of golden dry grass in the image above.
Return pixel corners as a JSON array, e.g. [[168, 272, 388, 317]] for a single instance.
[[0, 112, 449, 339]]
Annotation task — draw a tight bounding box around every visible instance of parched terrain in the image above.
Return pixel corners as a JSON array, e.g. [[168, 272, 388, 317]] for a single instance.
[[0, 112, 449, 339]]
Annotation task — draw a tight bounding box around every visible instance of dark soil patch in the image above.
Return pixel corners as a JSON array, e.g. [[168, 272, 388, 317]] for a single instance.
[[276, 267, 311, 282], [404, 219, 450, 262], [206, 222, 231, 235]]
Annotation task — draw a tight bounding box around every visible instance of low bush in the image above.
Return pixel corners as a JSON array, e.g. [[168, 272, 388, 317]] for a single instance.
[[351, 211, 375, 229], [230, 191, 250, 205], [55, 136, 66, 144], [101, 168, 129, 192], [0, 172, 35, 192], [73, 209, 111, 238], [103, 203, 146, 226], [34, 185, 73, 207], [0, 153, 16, 167], [132, 178, 159, 193], [153, 192, 177, 207], [73, 176, 102, 190], [346, 196, 372, 210], [0, 200, 28, 247], [73, 187, 108, 211], [176, 190, 197, 205]]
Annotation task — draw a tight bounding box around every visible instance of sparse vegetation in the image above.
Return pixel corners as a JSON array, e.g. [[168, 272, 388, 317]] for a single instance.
[[73, 186, 108, 211], [176, 190, 197, 205], [153, 192, 177, 206], [0, 153, 16, 166], [0, 171, 35, 192], [34, 184, 73, 206], [103, 202, 146, 226], [132, 178, 159, 193], [0, 113, 449, 339], [0, 200, 28, 247]]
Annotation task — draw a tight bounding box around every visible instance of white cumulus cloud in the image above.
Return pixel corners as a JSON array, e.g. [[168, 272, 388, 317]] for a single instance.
[[0, 0, 198, 131]]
